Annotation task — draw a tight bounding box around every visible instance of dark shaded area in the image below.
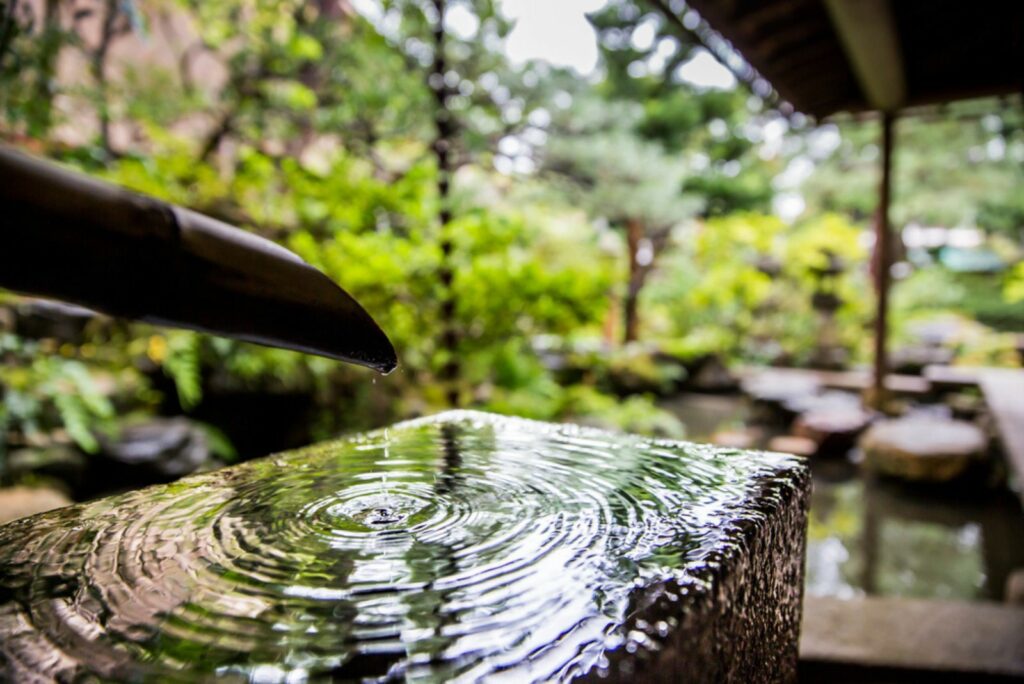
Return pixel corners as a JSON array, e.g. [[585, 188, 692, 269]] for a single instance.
[[682, 0, 1024, 117]]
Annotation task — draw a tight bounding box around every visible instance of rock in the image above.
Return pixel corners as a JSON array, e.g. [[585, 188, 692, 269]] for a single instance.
[[768, 435, 818, 457], [782, 389, 861, 416], [1007, 569, 1024, 605], [0, 486, 72, 524], [946, 391, 986, 420], [6, 446, 88, 489], [923, 364, 980, 393], [99, 418, 212, 477], [6, 422, 217, 501], [64, 418, 223, 497], [792, 397, 873, 458], [742, 370, 821, 406], [0, 410, 810, 683], [12, 299, 99, 343], [806, 344, 849, 371], [861, 416, 988, 482], [741, 370, 822, 425], [684, 355, 739, 393]]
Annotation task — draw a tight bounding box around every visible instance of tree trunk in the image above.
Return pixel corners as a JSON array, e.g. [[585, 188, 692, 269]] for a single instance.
[[623, 217, 645, 344], [91, 0, 121, 159], [26, 0, 62, 136]]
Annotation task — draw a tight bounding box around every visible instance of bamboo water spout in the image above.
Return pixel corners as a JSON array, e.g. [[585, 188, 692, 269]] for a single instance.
[[0, 145, 396, 373]]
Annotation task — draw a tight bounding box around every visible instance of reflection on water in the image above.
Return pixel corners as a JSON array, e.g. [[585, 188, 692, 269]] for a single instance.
[[806, 462, 1024, 601], [663, 391, 1024, 602], [0, 410, 804, 681]]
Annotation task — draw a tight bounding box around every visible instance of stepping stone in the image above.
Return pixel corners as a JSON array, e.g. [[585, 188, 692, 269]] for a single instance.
[[792, 396, 874, 458], [0, 411, 810, 682], [741, 370, 822, 425], [923, 364, 980, 393], [861, 416, 987, 482], [742, 369, 821, 407], [684, 354, 739, 393]]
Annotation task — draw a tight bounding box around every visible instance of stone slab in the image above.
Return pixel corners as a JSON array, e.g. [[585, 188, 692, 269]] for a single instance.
[[923, 364, 982, 392], [979, 368, 1024, 503], [738, 367, 931, 398], [0, 411, 809, 683], [801, 595, 1024, 679]]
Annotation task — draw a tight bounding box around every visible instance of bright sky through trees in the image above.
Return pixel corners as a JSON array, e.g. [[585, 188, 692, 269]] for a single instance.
[[500, 0, 736, 88]]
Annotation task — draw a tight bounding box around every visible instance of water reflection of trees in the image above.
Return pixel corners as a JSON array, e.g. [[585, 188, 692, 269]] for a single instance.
[[807, 463, 1024, 600]]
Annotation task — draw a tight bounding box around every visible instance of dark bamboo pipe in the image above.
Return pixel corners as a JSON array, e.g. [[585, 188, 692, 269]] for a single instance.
[[0, 145, 397, 374]]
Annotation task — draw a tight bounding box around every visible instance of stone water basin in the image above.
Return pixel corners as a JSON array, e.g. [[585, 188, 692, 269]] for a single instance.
[[0, 411, 809, 682]]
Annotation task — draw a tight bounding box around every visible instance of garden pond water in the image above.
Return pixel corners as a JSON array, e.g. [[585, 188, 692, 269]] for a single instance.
[[664, 392, 1024, 601]]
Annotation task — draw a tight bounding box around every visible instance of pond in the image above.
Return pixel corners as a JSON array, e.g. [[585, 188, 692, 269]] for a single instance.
[[806, 460, 1024, 601], [663, 391, 1024, 602]]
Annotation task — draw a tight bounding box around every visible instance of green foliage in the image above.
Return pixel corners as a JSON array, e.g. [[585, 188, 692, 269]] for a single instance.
[[162, 333, 203, 410], [563, 387, 685, 439], [890, 268, 1021, 367], [194, 422, 238, 462], [645, 212, 873, 364], [545, 101, 701, 227], [588, 2, 776, 217], [1005, 262, 1024, 305], [0, 334, 116, 453], [0, 0, 69, 137], [2, 0, 1020, 485], [801, 105, 1024, 233], [956, 273, 1024, 331], [892, 267, 966, 314]]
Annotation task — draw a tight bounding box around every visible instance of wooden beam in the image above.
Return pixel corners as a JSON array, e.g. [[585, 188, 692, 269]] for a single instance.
[[823, 0, 906, 111], [734, 0, 807, 37], [664, 0, 789, 111], [755, 16, 831, 61]]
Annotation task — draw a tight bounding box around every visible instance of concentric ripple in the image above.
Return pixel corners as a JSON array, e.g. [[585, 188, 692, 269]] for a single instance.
[[0, 410, 804, 682]]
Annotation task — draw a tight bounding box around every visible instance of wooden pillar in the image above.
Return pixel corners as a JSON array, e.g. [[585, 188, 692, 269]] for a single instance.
[[431, 0, 460, 407], [871, 112, 895, 408]]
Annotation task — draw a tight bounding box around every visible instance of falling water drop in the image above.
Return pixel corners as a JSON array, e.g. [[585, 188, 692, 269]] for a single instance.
[[379, 427, 392, 514]]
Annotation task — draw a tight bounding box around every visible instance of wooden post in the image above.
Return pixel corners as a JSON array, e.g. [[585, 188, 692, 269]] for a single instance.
[[431, 0, 460, 407], [871, 112, 895, 408], [623, 217, 644, 344]]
